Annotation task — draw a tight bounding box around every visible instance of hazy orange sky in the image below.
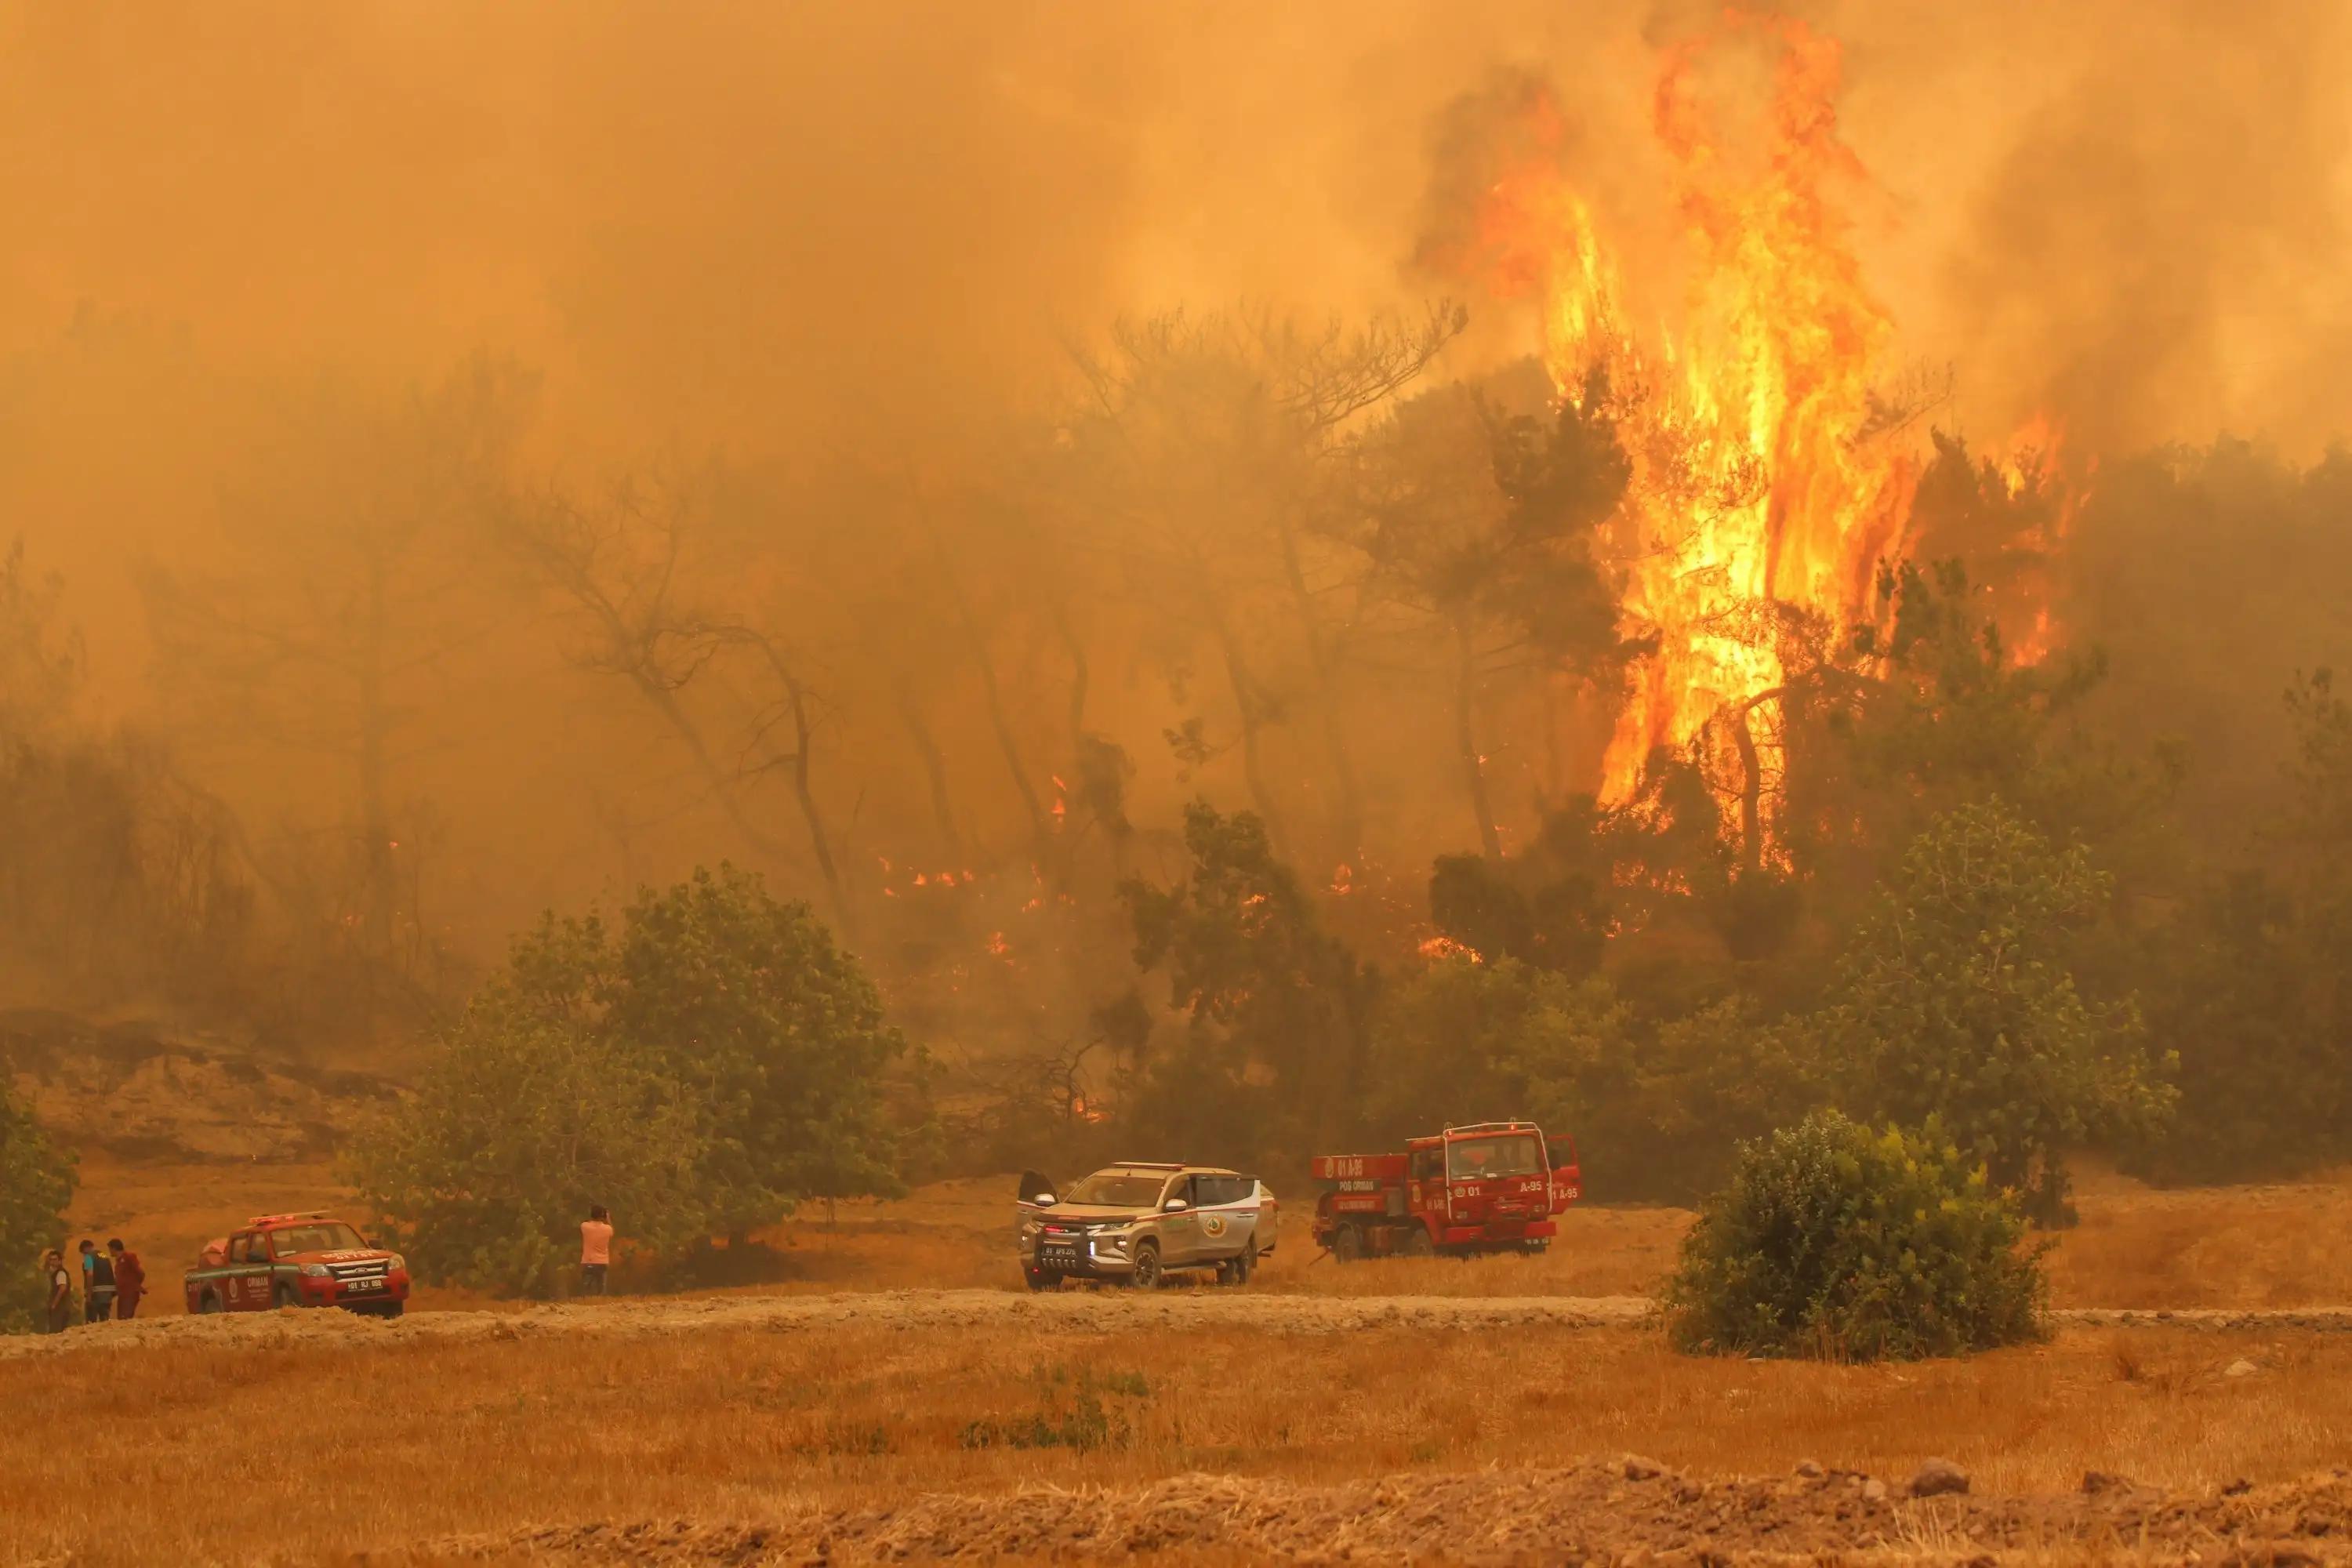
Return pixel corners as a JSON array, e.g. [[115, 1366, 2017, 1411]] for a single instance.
[[5, 0, 2350, 949]]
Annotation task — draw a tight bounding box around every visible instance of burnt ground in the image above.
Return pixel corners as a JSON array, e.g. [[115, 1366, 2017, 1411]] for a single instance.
[[430, 1458, 2352, 1564]]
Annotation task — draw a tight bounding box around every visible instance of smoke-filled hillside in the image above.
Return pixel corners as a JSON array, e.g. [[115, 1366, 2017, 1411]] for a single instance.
[[6, 2, 2352, 1209]]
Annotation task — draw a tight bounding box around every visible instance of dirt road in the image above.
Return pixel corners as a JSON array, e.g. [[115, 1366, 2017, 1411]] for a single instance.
[[1, 1287, 1653, 1359], [9, 1289, 2352, 1361]]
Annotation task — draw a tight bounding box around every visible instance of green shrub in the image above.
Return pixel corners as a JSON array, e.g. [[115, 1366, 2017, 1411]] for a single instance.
[[350, 863, 907, 1297], [1664, 1109, 2047, 1361], [1807, 799, 2173, 1226], [347, 1009, 712, 1298], [0, 1082, 74, 1334]]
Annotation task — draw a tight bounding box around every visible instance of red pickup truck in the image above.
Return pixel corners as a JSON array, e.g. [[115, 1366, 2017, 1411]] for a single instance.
[[183, 1212, 412, 1318]]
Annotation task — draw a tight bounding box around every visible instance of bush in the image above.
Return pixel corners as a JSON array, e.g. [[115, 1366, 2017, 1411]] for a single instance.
[[0, 1081, 75, 1334], [1809, 799, 2173, 1224], [608, 865, 909, 1236], [347, 1007, 711, 1298], [1664, 1109, 2047, 1361], [350, 864, 907, 1296]]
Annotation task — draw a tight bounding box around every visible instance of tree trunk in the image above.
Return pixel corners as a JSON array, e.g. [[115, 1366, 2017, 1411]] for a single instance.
[[888, 666, 963, 861], [1051, 595, 1134, 876], [1053, 597, 1090, 758], [713, 629, 855, 931], [1211, 612, 1289, 856], [1453, 612, 1501, 860], [1727, 688, 1784, 876], [510, 494, 804, 873], [958, 601, 1054, 873], [780, 670, 851, 931], [924, 528, 1054, 871], [627, 669, 797, 865], [1275, 518, 1365, 862]]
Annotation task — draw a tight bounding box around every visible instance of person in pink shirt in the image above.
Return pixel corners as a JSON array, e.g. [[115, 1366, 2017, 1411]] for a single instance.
[[579, 1205, 613, 1297]]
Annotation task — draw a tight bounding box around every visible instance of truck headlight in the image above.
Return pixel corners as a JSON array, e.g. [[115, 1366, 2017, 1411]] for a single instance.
[[302, 1263, 330, 1278], [1019, 1218, 1040, 1241], [388, 1254, 405, 1273]]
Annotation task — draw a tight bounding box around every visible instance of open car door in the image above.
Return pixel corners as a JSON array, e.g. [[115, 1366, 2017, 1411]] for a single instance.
[[1016, 1170, 1059, 1207]]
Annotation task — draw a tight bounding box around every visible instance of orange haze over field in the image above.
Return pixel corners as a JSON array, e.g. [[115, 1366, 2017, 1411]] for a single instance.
[[4, 0, 2352, 1032]]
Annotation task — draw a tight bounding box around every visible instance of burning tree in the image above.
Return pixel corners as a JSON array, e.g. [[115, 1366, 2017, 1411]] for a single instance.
[[1421, 19, 1988, 870]]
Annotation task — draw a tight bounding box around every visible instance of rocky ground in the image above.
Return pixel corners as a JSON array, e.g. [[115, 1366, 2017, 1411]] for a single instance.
[[430, 1457, 2352, 1564]]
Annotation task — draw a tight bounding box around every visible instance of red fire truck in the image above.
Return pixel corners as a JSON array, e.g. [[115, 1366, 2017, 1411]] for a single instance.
[[1310, 1121, 1580, 1261], [181, 1212, 412, 1317]]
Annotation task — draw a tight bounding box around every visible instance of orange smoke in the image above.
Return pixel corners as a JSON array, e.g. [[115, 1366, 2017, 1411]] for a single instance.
[[1468, 16, 1923, 834]]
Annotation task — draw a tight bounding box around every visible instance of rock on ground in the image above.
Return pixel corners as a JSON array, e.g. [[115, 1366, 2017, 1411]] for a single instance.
[[1909, 1457, 1971, 1497]]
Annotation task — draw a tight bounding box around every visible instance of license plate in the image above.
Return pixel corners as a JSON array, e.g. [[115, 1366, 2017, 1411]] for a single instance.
[[1040, 1244, 1082, 1267], [343, 1278, 382, 1291]]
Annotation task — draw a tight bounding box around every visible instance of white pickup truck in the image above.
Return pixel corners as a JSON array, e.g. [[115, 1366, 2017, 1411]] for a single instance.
[[1015, 1162, 1278, 1290]]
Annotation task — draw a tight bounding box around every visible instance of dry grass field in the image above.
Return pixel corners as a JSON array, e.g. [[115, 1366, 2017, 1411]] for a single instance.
[[19, 1155, 2352, 1563], [5, 1316, 2350, 1564]]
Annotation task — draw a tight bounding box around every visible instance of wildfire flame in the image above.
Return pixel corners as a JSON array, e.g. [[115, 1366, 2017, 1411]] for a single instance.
[[1467, 16, 1922, 832]]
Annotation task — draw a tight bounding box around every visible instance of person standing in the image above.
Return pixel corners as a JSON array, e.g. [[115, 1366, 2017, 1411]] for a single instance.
[[79, 1240, 114, 1323], [579, 1205, 612, 1298], [40, 1250, 71, 1334], [107, 1239, 144, 1319]]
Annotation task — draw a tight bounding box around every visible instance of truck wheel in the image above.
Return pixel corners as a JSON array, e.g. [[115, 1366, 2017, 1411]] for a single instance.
[[273, 1281, 300, 1311], [1024, 1266, 1062, 1293], [1128, 1240, 1163, 1290], [1404, 1225, 1436, 1260], [197, 1291, 223, 1315], [1332, 1225, 1363, 1264]]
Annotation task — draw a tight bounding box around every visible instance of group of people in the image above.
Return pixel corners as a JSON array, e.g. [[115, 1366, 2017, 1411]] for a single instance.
[[36, 1239, 143, 1334]]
